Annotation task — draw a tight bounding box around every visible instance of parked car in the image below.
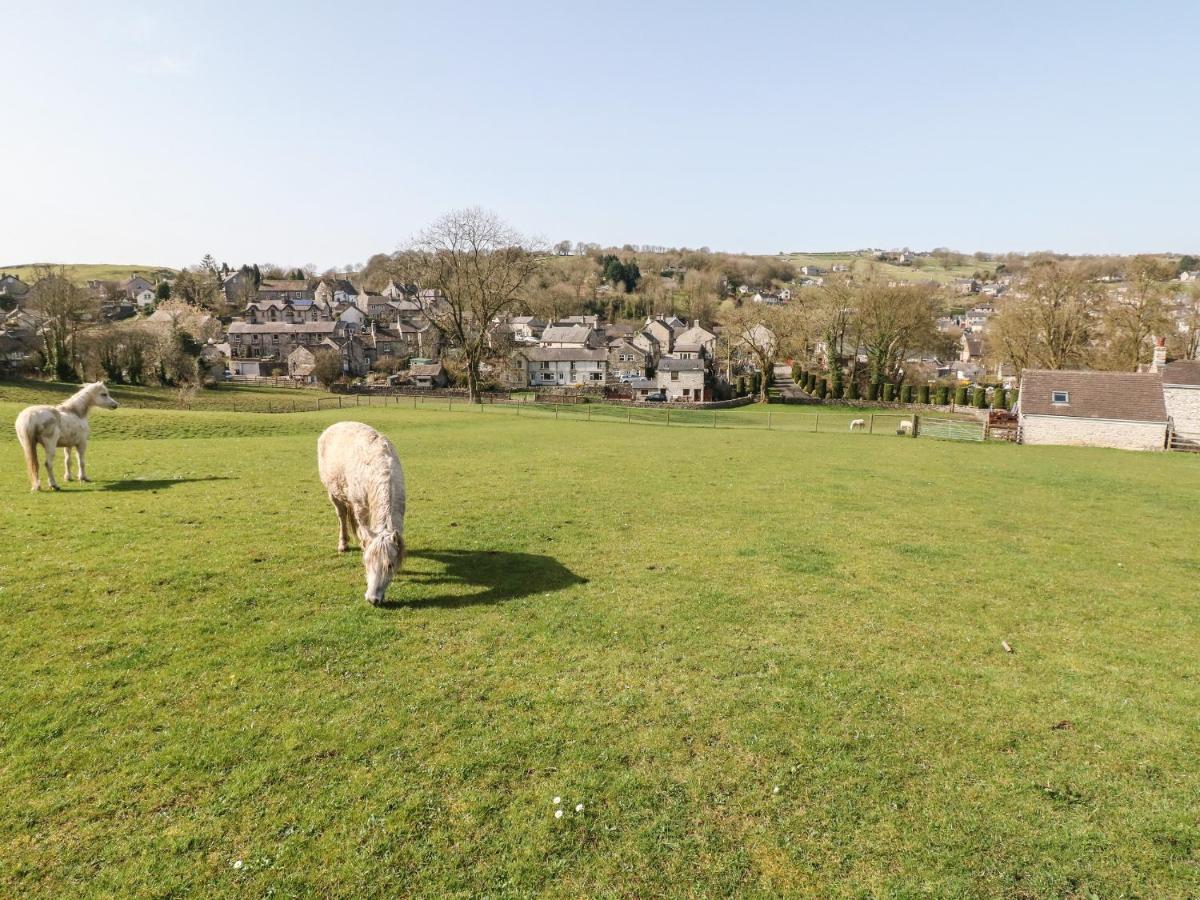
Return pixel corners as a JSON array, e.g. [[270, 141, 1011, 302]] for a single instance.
[[646, 391, 667, 402]]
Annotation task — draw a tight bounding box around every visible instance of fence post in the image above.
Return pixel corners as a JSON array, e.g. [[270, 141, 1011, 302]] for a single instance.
[[869, 413, 874, 434], [627, 407, 631, 424], [713, 410, 718, 428], [666, 407, 670, 427], [555, 404, 559, 420], [588, 405, 592, 422], [338, 397, 342, 409], [767, 411, 772, 430], [912, 414, 920, 437], [293, 401, 297, 413], [815, 414, 820, 433]]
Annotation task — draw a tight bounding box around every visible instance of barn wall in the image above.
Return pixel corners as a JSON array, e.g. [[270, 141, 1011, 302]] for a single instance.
[[1163, 386, 1200, 434], [1020, 414, 1167, 451]]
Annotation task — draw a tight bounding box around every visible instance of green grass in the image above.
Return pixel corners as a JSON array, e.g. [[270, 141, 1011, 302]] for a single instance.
[[783, 251, 998, 286], [0, 380, 337, 414], [1, 398, 1197, 896], [0, 263, 176, 285]]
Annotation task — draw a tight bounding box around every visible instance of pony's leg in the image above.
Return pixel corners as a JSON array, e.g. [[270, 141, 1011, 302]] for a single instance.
[[42, 439, 60, 490], [329, 495, 352, 552], [77, 442, 90, 482], [62, 447, 75, 482]]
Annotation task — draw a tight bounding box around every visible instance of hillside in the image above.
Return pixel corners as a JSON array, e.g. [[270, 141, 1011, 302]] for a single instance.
[[0, 263, 176, 285], [783, 250, 1000, 284]]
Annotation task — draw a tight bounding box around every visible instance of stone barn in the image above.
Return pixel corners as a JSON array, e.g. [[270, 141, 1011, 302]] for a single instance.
[[1017, 369, 1168, 452]]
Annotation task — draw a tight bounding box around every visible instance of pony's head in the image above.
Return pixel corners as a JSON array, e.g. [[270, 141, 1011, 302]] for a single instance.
[[87, 382, 119, 409], [362, 529, 405, 605]]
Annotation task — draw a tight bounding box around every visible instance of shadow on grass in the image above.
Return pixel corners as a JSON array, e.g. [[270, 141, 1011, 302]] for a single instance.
[[97, 476, 233, 492], [383, 549, 587, 609]]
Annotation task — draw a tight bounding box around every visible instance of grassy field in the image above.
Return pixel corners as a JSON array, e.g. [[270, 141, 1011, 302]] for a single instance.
[[1, 389, 1197, 896], [783, 251, 998, 285], [0, 380, 337, 414], [0, 263, 176, 286]]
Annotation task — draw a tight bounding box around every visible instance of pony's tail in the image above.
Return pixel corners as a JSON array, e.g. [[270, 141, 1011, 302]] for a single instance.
[[15, 418, 39, 490]]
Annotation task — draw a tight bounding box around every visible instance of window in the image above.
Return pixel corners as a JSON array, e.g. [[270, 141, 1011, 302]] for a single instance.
[[671, 370, 679, 380], [1051, 390, 1069, 404]]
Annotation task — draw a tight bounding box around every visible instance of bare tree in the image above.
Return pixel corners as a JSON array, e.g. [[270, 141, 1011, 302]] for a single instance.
[[722, 303, 792, 401], [395, 208, 542, 401], [312, 349, 344, 388], [1098, 256, 1171, 370], [989, 262, 1105, 371], [28, 265, 97, 381], [853, 278, 940, 386]]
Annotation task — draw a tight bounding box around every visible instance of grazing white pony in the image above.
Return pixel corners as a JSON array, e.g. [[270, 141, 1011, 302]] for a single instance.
[[317, 421, 406, 605], [849, 418, 866, 431], [897, 419, 914, 435], [15, 382, 119, 492]]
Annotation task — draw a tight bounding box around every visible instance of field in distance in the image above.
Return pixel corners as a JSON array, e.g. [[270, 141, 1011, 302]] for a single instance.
[[0, 263, 176, 284], [0, 392, 1196, 896]]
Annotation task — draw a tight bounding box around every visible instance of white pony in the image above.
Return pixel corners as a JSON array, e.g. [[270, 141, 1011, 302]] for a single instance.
[[897, 419, 914, 435], [15, 382, 120, 491], [317, 421, 406, 605], [849, 418, 866, 431]]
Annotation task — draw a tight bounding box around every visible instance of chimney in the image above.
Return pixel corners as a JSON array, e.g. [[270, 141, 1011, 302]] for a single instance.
[[1152, 336, 1167, 372]]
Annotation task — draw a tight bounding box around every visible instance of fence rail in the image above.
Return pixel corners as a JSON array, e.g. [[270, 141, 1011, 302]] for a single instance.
[[1168, 430, 1200, 453]]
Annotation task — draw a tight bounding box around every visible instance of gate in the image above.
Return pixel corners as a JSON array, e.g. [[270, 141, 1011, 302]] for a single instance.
[[918, 417, 985, 442]]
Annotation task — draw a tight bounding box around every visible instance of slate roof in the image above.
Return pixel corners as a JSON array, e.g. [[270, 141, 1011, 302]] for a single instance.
[[521, 347, 607, 362], [539, 325, 597, 345], [656, 357, 705, 372], [1019, 369, 1167, 422], [1161, 360, 1200, 387], [227, 321, 339, 334]]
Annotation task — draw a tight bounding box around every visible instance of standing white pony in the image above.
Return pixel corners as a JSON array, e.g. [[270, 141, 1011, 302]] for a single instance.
[[317, 421, 406, 605], [849, 418, 866, 431], [15, 382, 119, 491]]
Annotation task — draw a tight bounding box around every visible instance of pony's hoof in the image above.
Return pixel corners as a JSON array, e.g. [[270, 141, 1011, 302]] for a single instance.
[[50, 485, 61, 492], [337, 544, 349, 553]]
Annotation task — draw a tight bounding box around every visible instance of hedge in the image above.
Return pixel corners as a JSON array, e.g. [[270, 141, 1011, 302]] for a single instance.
[[991, 386, 1007, 409], [816, 378, 828, 399], [868, 381, 881, 401], [881, 383, 894, 402], [972, 387, 987, 408], [1008, 388, 1019, 409], [935, 385, 950, 405], [842, 381, 854, 400], [900, 384, 914, 403], [955, 385, 968, 406], [917, 384, 930, 405]]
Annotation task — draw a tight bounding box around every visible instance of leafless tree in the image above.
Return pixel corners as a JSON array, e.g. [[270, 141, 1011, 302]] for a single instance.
[[28, 265, 97, 381], [989, 262, 1106, 371], [395, 208, 542, 401]]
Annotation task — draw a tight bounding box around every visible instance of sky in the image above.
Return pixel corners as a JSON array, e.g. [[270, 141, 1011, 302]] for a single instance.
[[2, 0, 1198, 268]]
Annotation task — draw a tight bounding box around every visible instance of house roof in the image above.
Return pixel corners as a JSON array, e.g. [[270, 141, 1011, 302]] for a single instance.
[[540, 325, 596, 345], [521, 347, 607, 362], [625, 377, 655, 389], [1019, 369, 1167, 422], [675, 324, 715, 344], [1161, 359, 1200, 387], [227, 321, 340, 334], [258, 280, 310, 292], [510, 316, 547, 327], [410, 363, 445, 376], [657, 357, 705, 372], [671, 343, 702, 354]]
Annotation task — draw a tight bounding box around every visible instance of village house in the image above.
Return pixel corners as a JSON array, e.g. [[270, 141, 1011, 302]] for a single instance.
[[227, 320, 366, 375], [516, 347, 608, 387], [314, 279, 358, 308], [623, 377, 658, 400], [539, 324, 605, 349], [655, 357, 708, 401], [960, 333, 983, 362], [0, 274, 31, 304], [672, 322, 717, 359], [607, 338, 649, 380], [641, 318, 675, 353], [257, 279, 314, 304], [508, 316, 547, 342], [800, 265, 822, 276], [1017, 369, 1169, 452], [632, 329, 663, 363]]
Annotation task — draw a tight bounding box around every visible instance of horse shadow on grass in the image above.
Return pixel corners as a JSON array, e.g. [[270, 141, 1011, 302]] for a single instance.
[[97, 476, 233, 492], [382, 549, 587, 609]]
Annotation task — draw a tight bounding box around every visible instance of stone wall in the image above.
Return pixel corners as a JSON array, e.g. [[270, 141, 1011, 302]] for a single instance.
[[1020, 414, 1168, 451], [1164, 386, 1200, 434]]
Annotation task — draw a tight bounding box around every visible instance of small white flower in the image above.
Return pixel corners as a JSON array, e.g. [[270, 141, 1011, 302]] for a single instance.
[[553, 796, 561, 805], [773, 786, 780, 794], [575, 803, 584, 812], [232, 860, 243, 870], [554, 809, 563, 818]]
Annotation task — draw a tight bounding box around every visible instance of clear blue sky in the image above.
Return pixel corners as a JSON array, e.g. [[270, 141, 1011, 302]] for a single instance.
[[3, 0, 1198, 268]]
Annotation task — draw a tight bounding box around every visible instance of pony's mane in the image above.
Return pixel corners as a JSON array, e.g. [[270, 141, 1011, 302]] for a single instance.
[[58, 382, 106, 416], [363, 529, 403, 574]]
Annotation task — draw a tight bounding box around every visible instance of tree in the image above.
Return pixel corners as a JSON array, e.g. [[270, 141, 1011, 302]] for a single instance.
[[988, 262, 1105, 371], [852, 277, 939, 386], [395, 208, 541, 401], [312, 349, 344, 388], [721, 303, 794, 401], [28, 265, 96, 381], [155, 280, 171, 301], [172, 267, 219, 310], [554, 240, 572, 256], [1098, 256, 1171, 370]]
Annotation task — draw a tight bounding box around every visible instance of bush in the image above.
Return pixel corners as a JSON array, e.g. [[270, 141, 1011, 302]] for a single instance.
[[848, 381, 861, 400], [935, 385, 949, 405], [792, 363, 801, 384], [806, 373, 817, 392], [842, 380, 853, 399], [900, 384, 914, 403], [1008, 388, 1019, 409], [816, 377, 828, 399], [917, 384, 930, 405], [751, 372, 762, 396], [830, 368, 844, 397], [972, 387, 987, 408], [954, 385, 968, 406], [991, 386, 1007, 409], [882, 383, 895, 402], [868, 381, 881, 401]]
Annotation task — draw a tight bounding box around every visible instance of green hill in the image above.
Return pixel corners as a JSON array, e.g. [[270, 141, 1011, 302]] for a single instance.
[[0, 263, 176, 285]]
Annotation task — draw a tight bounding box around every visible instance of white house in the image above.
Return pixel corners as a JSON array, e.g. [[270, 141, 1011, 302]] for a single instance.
[[655, 357, 707, 401], [520, 347, 607, 386], [539, 325, 603, 349], [1017, 369, 1169, 452], [673, 323, 717, 358], [133, 288, 156, 309]]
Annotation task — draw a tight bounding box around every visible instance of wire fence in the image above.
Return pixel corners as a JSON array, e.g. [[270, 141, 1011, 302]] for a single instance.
[[260, 392, 984, 439]]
